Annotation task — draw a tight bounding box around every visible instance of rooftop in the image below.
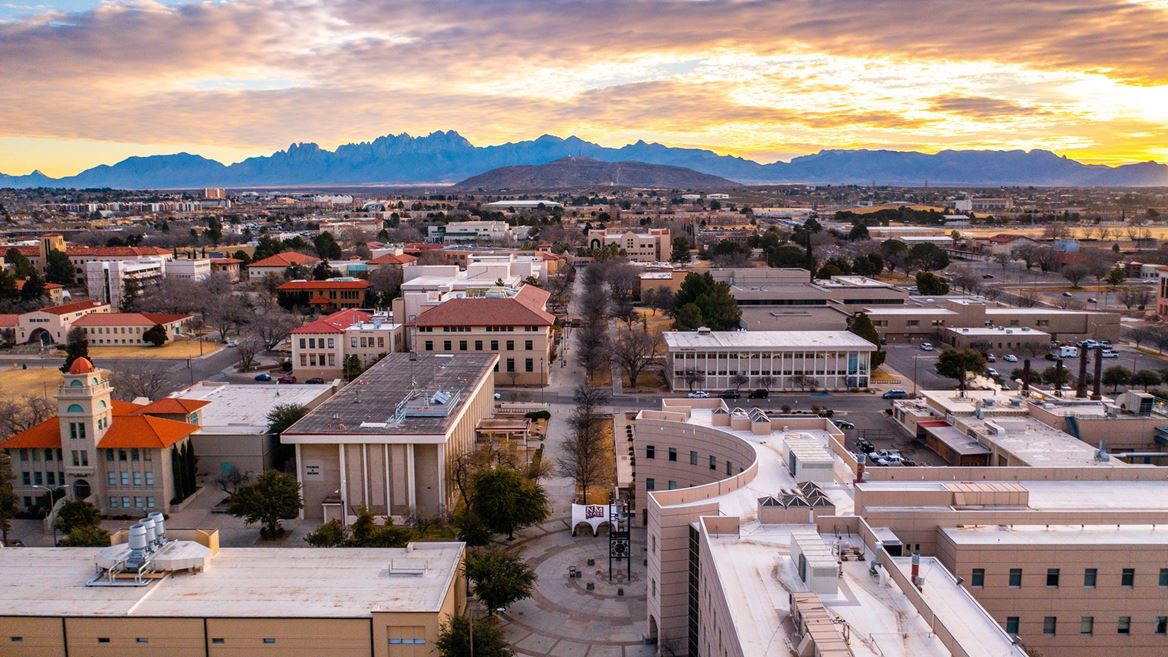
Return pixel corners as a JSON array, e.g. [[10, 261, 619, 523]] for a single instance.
[[291, 308, 371, 334], [0, 543, 463, 618], [664, 330, 876, 351], [74, 312, 191, 327], [175, 381, 337, 435], [413, 285, 552, 327], [282, 353, 496, 440], [34, 299, 107, 315], [940, 524, 1168, 546], [944, 326, 1049, 337], [278, 278, 370, 291], [249, 252, 320, 268]]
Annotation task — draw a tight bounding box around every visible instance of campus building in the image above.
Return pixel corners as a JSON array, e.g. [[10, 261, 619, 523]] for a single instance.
[[246, 251, 320, 280], [586, 228, 671, 262], [290, 309, 403, 381], [277, 278, 371, 311], [0, 358, 201, 515], [280, 352, 497, 522], [866, 297, 1120, 343], [16, 300, 110, 344], [73, 312, 192, 346], [0, 535, 466, 657], [663, 328, 875, 392]]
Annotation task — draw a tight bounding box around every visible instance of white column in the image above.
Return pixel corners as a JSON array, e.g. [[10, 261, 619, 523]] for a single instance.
[[361, 443, 369, 509], [437, 444, 446, 515], [338, 443, 348, 524], [390, 441, 399, 514], [295, 444, 304, 520], [406, 444, 417, 510]]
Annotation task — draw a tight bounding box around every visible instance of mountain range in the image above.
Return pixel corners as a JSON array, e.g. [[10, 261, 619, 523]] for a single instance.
[[2, 131, 1166, 189], [454, 157, 736, 190]]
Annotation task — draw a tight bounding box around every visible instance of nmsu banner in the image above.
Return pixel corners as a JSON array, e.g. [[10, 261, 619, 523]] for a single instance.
[[571, 503, 616, 536]]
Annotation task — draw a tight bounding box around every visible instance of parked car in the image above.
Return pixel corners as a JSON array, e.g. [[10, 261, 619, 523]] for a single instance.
[[882, 389, 909, 399], [748, 389, 769, 399], [1045, 353, 1059, 361], [687, 390, 710, 398], [986, 353, 997, 362], [1062, 291, 1074, 297], [277, 375, 297, 384], [856, 439, 875, 453], [1056, 346, 1080, 358], [1087, 297, 1098, 303], [305, 377, 326, 384], [1003, 354, 1018, 362], [718, 390, 741, 400], [986, 367, 1000, 378], [253, 372, 272, 382], [981, 273, 995, 279], [920, 342, 934, 351], [1059, 384, 1073, 392], [834, 419, 856, 430], [1101, 350, 1120, 359]]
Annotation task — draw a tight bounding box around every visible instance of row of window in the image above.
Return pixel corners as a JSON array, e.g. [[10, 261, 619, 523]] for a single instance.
[[299, 337, 335, 349], [300, 353, 336, 368], [21, 471, 63, 486], [352, 336, 386, 349], [106, 470, 155, 487], [491, 358, 537, 373], [1012, 615, 1168, 637], [105, 448, 152, 463], [424, 339, 537, 352], [417, 326, 541, 333], [16, 448, 63, 462], [972, 567, 1168, 589], [644, 445, 735, 474], [109, 496, 156, 509]]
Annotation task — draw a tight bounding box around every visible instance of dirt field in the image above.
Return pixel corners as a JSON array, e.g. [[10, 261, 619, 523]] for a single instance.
[[0, 365, 65, 399], [87, 340, 225, 360]]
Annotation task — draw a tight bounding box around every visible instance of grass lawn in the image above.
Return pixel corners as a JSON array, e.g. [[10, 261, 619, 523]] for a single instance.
[[870, 365, 902, 384], [87, 340, 225, 360], [624, 371, 669, 392], [633, 307, 673, 333], [0, 365, 65, 399]]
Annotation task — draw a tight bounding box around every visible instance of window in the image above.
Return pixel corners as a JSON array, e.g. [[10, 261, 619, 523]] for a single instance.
[[119, 449, 127, 462], [98, 637, 110, 644], [459, 340, 467, 351], [646, 445, 655, 459], [133, 472, 142, 486], [136, 638, 149, 644], [525, 358, 533, 372], [122, 496, 130, 508], [107, 471, 116, 486], [1084, 568, 1097, 588], [1118, 617, 1131, 635], [134, 496, 143, 508], [146, 497, 156, 508], [646, 478, 655, 491], [263, 638, 277, 644], [109, 496, 118, 508], [475, 340, 482, 351], [10, 637, 22, 643], [1156, 617, 1168, 635], [211, 638, 225, 645], [668, 448, 677, 462], [1043, 617, 1057, 636], [443, 340, 451, 351], [1006, 617, 1019, 636], [1009, 568, 1022, 588], [726, 461, 732, 475], [690, 450, 698, 465], [525, 340, 533, 351], [145, 472, 154, 486], [1047, 568, 1060, 588], [971, 569, 985, 588], [506, 358, 515, 372], [1159, 568, 1168, 587], [505, 340, 514, 351], [667, 480, 677, 490], [424, 340, 433, 351], [709, 455, 717, 470], [120, 472, 129, 485], [1122, 568, 1135, 587], [1080, 617, 1094, 636], [19, 472, 29, 486], [490, 340, 498, 351]]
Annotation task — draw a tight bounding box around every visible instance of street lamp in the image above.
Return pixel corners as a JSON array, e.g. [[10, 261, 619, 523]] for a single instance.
[[30, 484, 67, 546]]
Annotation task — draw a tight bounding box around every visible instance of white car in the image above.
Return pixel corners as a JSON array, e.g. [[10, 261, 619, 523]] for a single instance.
[[1101, 350, 1120, 359], [1003, 354, 1018, 363], [986, 353, 997, 362], [986, 368, 1000, 378], [920, 342, 934, 351], [688, 390, 710, 398]]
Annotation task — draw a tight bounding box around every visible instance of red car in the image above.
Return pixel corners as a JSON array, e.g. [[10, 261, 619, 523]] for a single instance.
[[277, 375, 297, 384]]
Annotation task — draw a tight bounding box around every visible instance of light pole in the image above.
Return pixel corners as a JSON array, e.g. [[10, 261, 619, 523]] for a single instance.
[[539, 358, 545, 402], [30, 484, 67, 546]]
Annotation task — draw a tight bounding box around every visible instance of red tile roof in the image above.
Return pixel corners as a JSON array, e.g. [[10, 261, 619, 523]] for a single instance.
[[36, 300, 107, 315], [1, 398, 198, 450], [211, 258, 244, 265], [0, 417, 61, 448], [291, 309, 371, 334], [414, 285, 553, 327], [68, 356, 96, 374], [74, 312, 190, 327], [68, 246, 171, 258], [248, 252, 320, 268], [0, 314, 17, 328], [984, 234, 1034, 244], [132, 398, 210, 415], [367, 253, 418, 266], [278, 279, 370, 291], [14, 279, 62, 291]]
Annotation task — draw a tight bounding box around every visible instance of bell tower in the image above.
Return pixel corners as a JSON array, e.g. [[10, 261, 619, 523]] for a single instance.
[[57, 357, 112, 502]]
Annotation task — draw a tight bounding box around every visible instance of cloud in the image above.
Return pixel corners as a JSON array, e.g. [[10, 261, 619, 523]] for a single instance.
[[2, 0, 1168, 174]]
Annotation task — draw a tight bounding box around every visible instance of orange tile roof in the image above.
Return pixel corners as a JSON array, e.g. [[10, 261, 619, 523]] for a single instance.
[[0, 417, 61, 448], [132, 397, 210, 416], [367, 253, 418, 266], [68, 246, 172, 258], [291, 309, 371, 334], [36, 300, 108, 315], [278, 279, 370, 291], [414, 287, 553, 328], [98, 414, 198, 449], [0, 314, 17, 328], [14, 279, 62, 292], [249, 252, 320, 268], [74, 312, 190, 327], [211, 258, 243, 264]]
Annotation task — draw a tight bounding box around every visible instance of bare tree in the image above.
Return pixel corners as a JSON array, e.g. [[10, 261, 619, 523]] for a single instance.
[[992, 252, 1011, 271], [215, 466, 250, 494], [0, 396, 55, 437], [138, 277, 211, 315], [109, 364, 174, 401], [252, 305, 301, 350], [234, 337, 264, 371], [604, 261, 639, 306], [681, 369, 703, 391], [366, 267, 403, 306], [556, 385, 612, 504], [612, 327, 662, 386], [205, 295, 253, 342], [1118, 286, 1152, 310], [950, 270, 980, 295]]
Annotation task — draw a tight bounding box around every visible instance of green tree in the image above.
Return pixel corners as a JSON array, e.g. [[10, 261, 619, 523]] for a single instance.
[[313, 232, 343, 260], [232, 249, 251, 264], [17, 271, 45, 303], [906, 243, 949, 272], [1103, 366, 1132, 392], [120, 278, 142, 311], [60, 326, 90, 372], [142, 324, 168, 347], [303, 519, 347, 547], [672, 273, 741, 331], [0, 451, 16, 544], [58, 524, 111, 547], [1041, 366, 1071, 386], [1133, 370, 1161, 390], [765, 243, 813, 269], [347, 507, 415, 547], [0, 268, 17, 302], [915, 271, 950, 295], [55, 499, 102, 534], [267, 403, 308, 434], [1106, 267, 1126, 287], [252, 235, 285, 261], [879, 239, 908, 272], [466, 547, 537, 614], [228, 470, 303, 539], [847, 223, 870, 240], [343, 354, 363, 380], [672, 303, 704, 331], [5, 248, 36, 278], [935, 348, 986, 395], [670, 237, 690, 262], [469, 466, 550, 540], [436, 616, 513, 657], [848, 312, 886, 369], [45, 249, 74, 285]]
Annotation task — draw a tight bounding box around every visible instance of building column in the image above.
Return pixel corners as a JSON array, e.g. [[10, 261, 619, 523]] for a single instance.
[[338, 443, 348, 523], [361, 443, 369, 509], [406, 444, 417, 510], [383, 444, 392, 516], [436, 444, 446, 516]]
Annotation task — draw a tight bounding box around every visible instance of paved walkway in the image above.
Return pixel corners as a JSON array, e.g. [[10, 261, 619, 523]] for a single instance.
[[500, 521, 653, 657]]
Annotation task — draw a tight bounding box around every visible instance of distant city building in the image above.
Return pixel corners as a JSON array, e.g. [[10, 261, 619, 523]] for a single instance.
[[202, 187, 226, 199], [246, 252, 320, 280], [73, 312, 192, 346], [426, 221, 522, 243], [277, 278, 370, 311], [291, 309, 403, 380], [586, 227, 670, 262], [17, 300, 109, 344]]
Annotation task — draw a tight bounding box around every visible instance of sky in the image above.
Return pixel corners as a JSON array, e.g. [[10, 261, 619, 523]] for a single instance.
[[3, 0, 1168, 177]]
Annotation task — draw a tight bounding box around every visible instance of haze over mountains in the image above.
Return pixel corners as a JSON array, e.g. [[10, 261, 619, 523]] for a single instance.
[[455, 157, 736, 190], [2, 131, 1166, 189]]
